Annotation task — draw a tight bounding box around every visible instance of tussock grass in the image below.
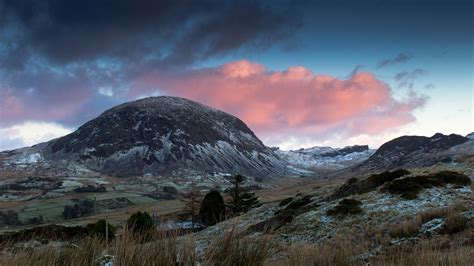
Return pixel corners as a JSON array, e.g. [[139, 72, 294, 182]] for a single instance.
[[0, 226, 272, 266], [281, 235, 367, 266], [369, 238, 473, 266], [389, 202, 469, 238], [204, 227, 274, 266]]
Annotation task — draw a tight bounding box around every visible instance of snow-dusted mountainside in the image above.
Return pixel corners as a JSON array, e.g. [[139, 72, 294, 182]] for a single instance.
[[466, 132, 474, 139], [275, 145, 375, 170], [354, 133, 469, 172], [1, 97, 286, 177]]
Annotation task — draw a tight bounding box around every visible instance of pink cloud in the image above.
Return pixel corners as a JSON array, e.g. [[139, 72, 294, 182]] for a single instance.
[[131, 60, 426, 139], [0, 88, 24, 124]]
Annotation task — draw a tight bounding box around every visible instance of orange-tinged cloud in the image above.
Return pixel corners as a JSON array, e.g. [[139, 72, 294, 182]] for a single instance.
[[131, 60, 426, 140]]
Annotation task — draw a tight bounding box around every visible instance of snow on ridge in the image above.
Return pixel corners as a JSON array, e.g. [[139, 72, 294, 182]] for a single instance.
[[276, 145, 375, 169], [15, 153, 43, 164]]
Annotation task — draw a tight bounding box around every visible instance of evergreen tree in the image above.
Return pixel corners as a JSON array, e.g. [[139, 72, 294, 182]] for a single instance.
[[228, 174, 260, 214]]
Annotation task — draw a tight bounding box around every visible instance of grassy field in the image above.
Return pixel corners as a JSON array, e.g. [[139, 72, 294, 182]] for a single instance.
[[2, 177, 323, 232], [18, 200, 73, 222], [11, 192, 161, 225]]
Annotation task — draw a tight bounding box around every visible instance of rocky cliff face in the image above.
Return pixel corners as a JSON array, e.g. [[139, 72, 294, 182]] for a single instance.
[[3, 97, 286, 177]]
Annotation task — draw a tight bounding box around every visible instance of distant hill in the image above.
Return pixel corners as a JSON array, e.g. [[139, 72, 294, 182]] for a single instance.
[[354, 133, 469, 172], [1, 97, 286, 177]]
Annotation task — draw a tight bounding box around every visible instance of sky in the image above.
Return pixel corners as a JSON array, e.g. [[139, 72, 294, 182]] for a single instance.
[[0, 0, 472, 151]]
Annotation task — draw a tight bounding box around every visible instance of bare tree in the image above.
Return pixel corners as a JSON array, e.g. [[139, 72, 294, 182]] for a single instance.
[[182, 182, 202, 230]]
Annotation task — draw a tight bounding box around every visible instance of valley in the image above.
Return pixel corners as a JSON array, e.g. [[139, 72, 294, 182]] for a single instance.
[[0, 97, 473, 265]]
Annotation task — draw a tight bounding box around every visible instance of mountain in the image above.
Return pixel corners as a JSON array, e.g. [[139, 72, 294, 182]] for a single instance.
[[466, 132, 474, 139], [354, 133, 469, 172], [1, 97, 286, 177], [275, 145, 375, 170]]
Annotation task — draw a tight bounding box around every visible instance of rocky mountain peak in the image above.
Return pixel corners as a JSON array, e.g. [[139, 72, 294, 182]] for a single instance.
[[4, 96, 286, 177]]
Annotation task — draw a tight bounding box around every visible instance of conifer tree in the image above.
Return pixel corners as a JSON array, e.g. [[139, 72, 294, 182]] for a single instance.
[[228, 174, 260, 214]]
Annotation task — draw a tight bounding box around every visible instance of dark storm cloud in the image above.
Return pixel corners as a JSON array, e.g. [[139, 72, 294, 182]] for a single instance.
[[0, 0, 303, 129], [0, 0, 301, 68], [377, 53, 414, 68]]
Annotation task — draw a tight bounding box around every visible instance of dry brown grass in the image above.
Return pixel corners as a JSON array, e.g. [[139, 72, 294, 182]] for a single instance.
[[1, 237, 104, 266], [204, 227, 274, 266], [443, 211, 467, 234], [0, 230, 187, 266], [0, 226, 273, 266], [369, 237, 473, 266], [389, 202, 469, 238], [1, 200, 471, 266], [273, 230, 373, 266], [278, 229, 473, 266]]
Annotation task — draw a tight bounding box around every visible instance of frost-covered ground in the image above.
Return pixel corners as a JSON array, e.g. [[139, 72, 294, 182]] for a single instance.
[[193, 170, 474, 251]]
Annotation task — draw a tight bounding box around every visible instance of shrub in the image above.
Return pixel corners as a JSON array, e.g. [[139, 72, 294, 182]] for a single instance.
[[327, 198, 363, 216], [91, 219, 116, 241], [329, 169, 410, 200], [277, 195, 312, 214], [431, 171, 471, 186], [383, 178, 424, 199], [63, 199, 94, 219], [199, 190, 226, 226], [368, 169, 411, 186], [126, 211, 154, 234], [278, 197, 294, 207], [74, 185, 106, 193], [383, 170, 471, 199], [0, 210, 21, 226], [28, 216, 43, 225]]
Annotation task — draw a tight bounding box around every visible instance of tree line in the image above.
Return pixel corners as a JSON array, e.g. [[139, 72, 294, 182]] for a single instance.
[[183, 174, 260, 228]]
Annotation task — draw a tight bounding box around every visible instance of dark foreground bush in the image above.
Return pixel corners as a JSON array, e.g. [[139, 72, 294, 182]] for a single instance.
[[327, 199, 363, 216], [126, 211, 154, 234], [91, 219, 116, 241], [281, 195, 312, 212], [430, 171, 471, 186], [384, 178, 425, 199], [199, 190, 226, 226], [329, 169, 411, 200], [383, 170, 471, 199], [368, 169, 411, 186], [279, 197, 294, 207]]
